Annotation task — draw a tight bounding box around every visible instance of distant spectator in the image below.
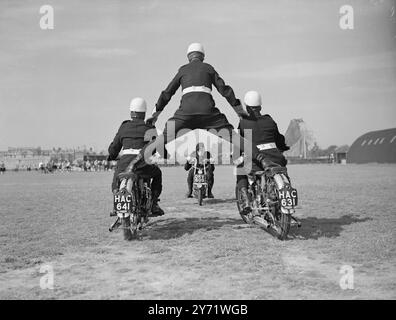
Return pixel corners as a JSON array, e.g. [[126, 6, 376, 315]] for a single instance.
[[0, 162, 5, 174]]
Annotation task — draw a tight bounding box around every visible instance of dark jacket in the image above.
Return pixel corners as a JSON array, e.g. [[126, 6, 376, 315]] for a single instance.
[[184, 151, 214, 172], [236, 113, 289, 167], [155, 59, 241, 116], [238, 114, 289, 152], [108, 118, 155, 161]]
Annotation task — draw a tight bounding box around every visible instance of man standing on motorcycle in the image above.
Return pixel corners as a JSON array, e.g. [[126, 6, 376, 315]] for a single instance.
[[235, 91, 290, 213], [107, 97, 165, 216], [142, 43, 260, 163], [184, 142, 215, 198]]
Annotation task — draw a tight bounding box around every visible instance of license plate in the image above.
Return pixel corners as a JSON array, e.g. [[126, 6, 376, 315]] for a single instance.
[[278, 186, 298, 208], [113, 189, 132, 213], [194, 174, 205, 183]]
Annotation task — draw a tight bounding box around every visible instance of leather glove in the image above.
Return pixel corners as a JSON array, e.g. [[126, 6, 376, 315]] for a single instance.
[[146, 110, 161, 126], [145, 117, 156, 126], [256, 153, 265, 162], [234, 104, 249, 119]]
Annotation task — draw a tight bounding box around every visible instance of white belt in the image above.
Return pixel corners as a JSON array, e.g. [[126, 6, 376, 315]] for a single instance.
[[122, 148, 141, 155], [182, 86, 212, 95], [257, 143, 276, 151]]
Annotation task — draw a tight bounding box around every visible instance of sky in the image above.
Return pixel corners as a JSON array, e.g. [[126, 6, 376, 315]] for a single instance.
[[0, 0, 395, 151]]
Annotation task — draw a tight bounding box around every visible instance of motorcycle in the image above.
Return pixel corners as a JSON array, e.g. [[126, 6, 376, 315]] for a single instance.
[[235, 156, 301, 240], [109, 157, 153, 241], [190, 158, 210, 206]]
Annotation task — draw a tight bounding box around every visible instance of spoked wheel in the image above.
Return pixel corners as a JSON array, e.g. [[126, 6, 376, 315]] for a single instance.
[[270, 209, 291, 240], [198, 189, 203, 206], [121, 216, 133, 241]]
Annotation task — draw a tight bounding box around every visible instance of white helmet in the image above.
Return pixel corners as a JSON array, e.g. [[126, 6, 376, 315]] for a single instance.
[[187, 43, 205, 56], [244, 91, 262, 107], [129, 97, 147, 112]]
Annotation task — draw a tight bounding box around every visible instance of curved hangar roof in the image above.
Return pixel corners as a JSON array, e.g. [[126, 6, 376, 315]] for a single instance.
[[348, 128, 396, 163]]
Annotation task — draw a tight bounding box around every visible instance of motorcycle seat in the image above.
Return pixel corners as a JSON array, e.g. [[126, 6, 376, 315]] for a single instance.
[[266, 166, 288, 176], [252, 170, 266, 176], [261, 159, 281, 168], [118, 171, 136, 180]]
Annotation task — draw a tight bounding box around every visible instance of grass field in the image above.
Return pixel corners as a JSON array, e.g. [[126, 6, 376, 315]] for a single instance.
[[0, 164, 395, 299]]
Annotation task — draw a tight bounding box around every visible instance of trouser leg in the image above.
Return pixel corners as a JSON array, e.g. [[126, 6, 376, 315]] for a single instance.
[[148, 165, 162, 198], [187, 169, 194, 196], [111, 169, 119, 192], [207, 170, 214, 195], [134, 164, 165, 216], [111, 155, 135, 192]]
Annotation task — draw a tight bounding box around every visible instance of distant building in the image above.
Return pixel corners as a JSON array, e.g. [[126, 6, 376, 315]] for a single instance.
[[284, 119, 315, 159], [0, 147, 51, 169], [334, 145, 349, 164], [348, 128, 396, 163], [0, 146, 107, 169]]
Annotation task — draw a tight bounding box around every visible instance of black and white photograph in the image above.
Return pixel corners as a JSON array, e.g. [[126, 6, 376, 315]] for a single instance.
[[0, 0, 395, 303]]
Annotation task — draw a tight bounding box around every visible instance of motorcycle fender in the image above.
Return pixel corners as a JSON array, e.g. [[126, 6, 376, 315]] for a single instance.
[[273, 173, 289, 190], [117, 212, 130, 218], [280, 206, 295, 215]]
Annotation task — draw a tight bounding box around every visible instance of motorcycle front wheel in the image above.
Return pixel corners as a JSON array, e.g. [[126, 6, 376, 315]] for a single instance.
[[235, 186, 251, 224], [198, 188, 204, 206]]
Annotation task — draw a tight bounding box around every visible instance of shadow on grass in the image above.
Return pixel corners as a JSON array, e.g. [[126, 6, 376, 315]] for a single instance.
[[290, 215, 372, 240], [204, 198, 236, 205], [143, 217, 243, 240]]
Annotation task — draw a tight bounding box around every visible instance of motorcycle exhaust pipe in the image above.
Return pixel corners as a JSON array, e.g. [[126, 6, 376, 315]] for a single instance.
[[291, 216, 302, 228], [253, 216, 270, 228], [109, 217, 120, 232]]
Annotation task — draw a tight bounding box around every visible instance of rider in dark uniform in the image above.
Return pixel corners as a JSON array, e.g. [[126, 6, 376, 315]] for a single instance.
[[108, 97, 164, 216], [235, 91, 290, 212], [143, 43, 259, 162], [184, 143, 215, 198]]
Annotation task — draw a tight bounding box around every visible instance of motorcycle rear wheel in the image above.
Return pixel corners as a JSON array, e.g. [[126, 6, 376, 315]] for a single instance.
[[272, 210, 291, 240], [121, 216, 133, 241]]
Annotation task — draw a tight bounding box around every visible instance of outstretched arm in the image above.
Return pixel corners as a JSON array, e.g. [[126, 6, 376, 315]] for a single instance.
[[154, 70, 182, 115], [274, 124, 290, 152], [212, 69, 246, 117], [107, 125, 123, 160]]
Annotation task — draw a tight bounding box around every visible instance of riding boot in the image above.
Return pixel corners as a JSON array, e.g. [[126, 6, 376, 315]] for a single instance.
[[207, 186, 214, 198], [240, 187, 252, 214], [186, 182, 193, 198], [151, 192, 165, 216], [255, 153, 268, 170]]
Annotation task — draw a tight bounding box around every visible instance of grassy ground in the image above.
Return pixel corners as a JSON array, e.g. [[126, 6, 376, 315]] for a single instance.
[[0, 164, 395, 299]]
